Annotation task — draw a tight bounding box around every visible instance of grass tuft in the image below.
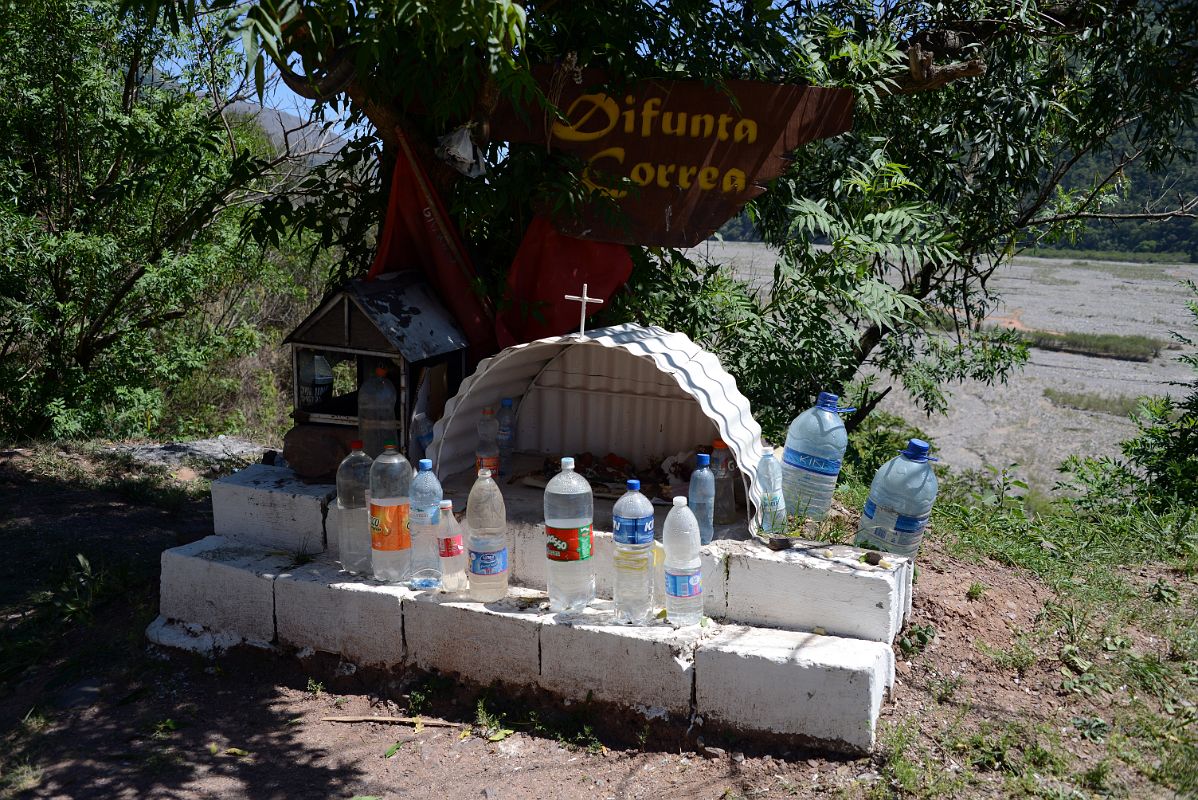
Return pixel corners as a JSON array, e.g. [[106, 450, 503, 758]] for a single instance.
[[1021, 329, 1167, 361], [1044, 388, 1144, 416]]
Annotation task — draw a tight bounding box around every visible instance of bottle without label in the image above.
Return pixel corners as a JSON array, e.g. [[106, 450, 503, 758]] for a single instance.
[[370, 443, 413, 582], [466, 469, 509, 602], [711, 439, 737, 524], [359, 367, 398, 458], [781, 391, 852, 521], [335, 440, 373, 575], [688, 453, 715, 545], [409, 411, 434, 463], [437, 500, 469, 593], [476, 407, 500, 476], [409, 459, 443, 589], [756, 450, 787, 541], [495, 397, 516, 476], [612, 479, 655, 624], [663, 496, 703, 627], [855, 439, 939, 559], [544, 457, 595, 613]]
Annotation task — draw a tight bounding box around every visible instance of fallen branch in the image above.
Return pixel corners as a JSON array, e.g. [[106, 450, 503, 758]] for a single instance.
[[888, 43, 987, 95], [320, 715, 466, 727]]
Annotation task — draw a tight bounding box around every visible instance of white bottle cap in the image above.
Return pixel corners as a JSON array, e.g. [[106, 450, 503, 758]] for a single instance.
[[478, 468, 492, 478], [672, 495, 687, 507], [439, 499, 453, 509], [561, 457, 575, 469]]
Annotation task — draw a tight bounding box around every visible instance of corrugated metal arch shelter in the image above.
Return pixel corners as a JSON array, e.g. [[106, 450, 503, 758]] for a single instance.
[[429, 323, 766, 523]]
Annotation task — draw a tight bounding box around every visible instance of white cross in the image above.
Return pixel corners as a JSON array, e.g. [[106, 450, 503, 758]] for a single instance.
[[564, 283, 603, 338]]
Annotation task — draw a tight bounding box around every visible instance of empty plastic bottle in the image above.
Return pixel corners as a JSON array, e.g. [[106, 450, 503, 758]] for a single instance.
[[612, 479, 655, 624], [781, 392, 853, 521], [495, 398, 516, 476], [663, 496, 702, 627], [370, 442, 413, 583], [544, 457, 595, 613], [335, 440, 373, 575], [359, 367, 398, 458], [855, 439, 939, 559], [409, 459, 443, 589], [466, 468, 509, 602], [689, 453, 715, 545], [476, 406, 500, 476], [437, 500, 469, 593], [409, 411, 434, 463], [711, 439, 737, 524], [756, 451, 787, 542], [297, 352, 334, 408]]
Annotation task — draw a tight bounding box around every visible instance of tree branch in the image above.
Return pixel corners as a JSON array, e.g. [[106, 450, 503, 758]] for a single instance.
[[886, 43, 986, 95]]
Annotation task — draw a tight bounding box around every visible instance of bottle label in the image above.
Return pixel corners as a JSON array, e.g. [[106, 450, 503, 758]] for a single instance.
[[862, 498, 929, 542], [665, 571, 702, 598], [370, 501, 410, 551], [613, 514, 655, 545], [782, 448, 842, 476], [476, 455, 499, 474], [546, 524, 593, 562], [497, 424, 513, 444], [759, 490, 786, 530], [439, 535, 464, 558], [469, 548, 508, 575], [411, 507, 441, 527]]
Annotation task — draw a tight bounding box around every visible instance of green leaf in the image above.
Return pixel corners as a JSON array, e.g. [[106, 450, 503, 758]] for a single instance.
[[384, 741, 404, 758]]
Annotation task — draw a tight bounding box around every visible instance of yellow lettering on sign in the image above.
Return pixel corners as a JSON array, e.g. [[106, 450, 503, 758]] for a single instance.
[[662, 111, 688, 136], [722, 169, 747, 192], [630, 162, 655, 186], [583, 147, 627, 199], [656, 164, 677, 188], [698, 167, 719, 190], [678, 165, 698, 189], [640, 97, 661, 138], [689, 114, 715, 138], [552, 93, 619, 142], [733, 119, 758, 144], [717, 114, 733, 141]]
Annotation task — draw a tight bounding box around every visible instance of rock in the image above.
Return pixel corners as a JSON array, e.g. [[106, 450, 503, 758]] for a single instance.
[[283, 424, 358, 480], [703, 746, 726, 759], [110, 436, 267, 474]]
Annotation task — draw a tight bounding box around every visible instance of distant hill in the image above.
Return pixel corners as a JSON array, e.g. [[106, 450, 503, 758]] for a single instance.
[[227, 101, 344, 166]]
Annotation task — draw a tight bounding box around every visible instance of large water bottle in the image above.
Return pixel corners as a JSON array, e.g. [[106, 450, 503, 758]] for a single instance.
[[756, 451, 787, 542], [544, 457, 595, 612], [370, 443, 413, 583], [781, 391, 853, 521], [663, 496, 702, 627], [689, 453, 715, 545], [612, 479, 655, 624], [297, 352, 334, 408], [409, 459, 443, 589], [437, 500, 469, 593], [359, 367, 398, 458], [855, 439, 939, 559], [465, 468, 508, 602], [476, 407, 500, 476], [335, 440, 373, 575], [496, 398, 516, 476], [711, 439, 737, 524]]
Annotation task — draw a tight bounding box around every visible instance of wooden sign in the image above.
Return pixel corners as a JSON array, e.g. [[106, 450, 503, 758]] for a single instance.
[[490, 69, 854, 247]]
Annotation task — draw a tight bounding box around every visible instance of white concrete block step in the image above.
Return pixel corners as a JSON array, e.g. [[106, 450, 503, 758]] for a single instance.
[[152, 536, 896, 752], [211, 463, 334, 556]]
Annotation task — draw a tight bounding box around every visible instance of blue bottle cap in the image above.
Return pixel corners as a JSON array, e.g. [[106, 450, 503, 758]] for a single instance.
[[696, 453, 710, 467], [418, 458, 433, 471], [900, 439, 935, 462], [501, 397, 513, 407], [627, 479, 640, 491], [817, 392, 839, 410]]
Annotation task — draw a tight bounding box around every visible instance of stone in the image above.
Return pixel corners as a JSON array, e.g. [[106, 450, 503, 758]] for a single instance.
[[282, 423, 358, 480], [211, 463, 334, 555]]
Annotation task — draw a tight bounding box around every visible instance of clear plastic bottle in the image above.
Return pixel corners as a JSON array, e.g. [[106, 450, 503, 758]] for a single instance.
[[756, 450, 787, 542], [855, 439, 939, 559], [476, 406, 500, 476], [781, 391, 853, 521], [335, 440, 373, 575], [711, 439, 737, 524], [409, 411, 434, 463], [437, 499, 469, 593], [495, 397, 516, 476], [663, 496, 702, 627], [297, 352, 334, 408], [370, 442, 413, 583], [466, 468, 509, 602], [544, 457, 595, 612], [359, 367, 398, 458], [688, 453, 715, 545], [612, 479, 655, 624], [409, 459, 443, 589]]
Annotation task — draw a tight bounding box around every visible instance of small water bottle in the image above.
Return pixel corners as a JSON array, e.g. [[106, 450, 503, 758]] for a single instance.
[[370, 443, 412, 583], [544, 457, 595, 613], [359, 367, 398, 458], [756, 451, 787, 544], [711, 439, 737, 524], [855, 439, 939, 559], [496, 398, 516, 476], [663, 496, 702, 627], [335, 441, 373, 575], [612, 479, 655, 624], [409, 459, 443, 589], [688, 453, 715, 545], [466, 469, 508, 602], [437, 500, 469, 593], [781, 391, 854, 521], [476, 407, 500, 475]]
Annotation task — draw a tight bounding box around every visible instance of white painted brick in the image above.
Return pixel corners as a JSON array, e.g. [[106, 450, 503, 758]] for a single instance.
[[211, 463, 333, 555], [275, 558, 409, 667], [402, 588, 545, 687], [159, 535, 292, 644], [695, 626, 895, 752]]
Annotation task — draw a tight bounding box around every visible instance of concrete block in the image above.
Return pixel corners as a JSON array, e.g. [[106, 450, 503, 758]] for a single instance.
[[695, 626, 895, 752], [274, 558, 410, 667], [159, 536, 293, 644], [211, 463, 333, 555]]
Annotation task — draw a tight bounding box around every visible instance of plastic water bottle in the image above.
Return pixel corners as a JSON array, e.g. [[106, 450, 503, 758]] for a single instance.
[[781, 391, 853, 521], [496, 398, 516, 476], [370, 443, 412, 582], [476, 407, 500, 475], [544, 457, 595, 612], [437, 500, 469, 593], [612, 479, 655, 624], [855, 439, 939, 559], [756, 451, 787, 542], [335, 440, 373, 575], [663, 496, 702, 627], [409, 459, 443, 589], [359, 367, 398, 458], [689, 453, 715, 545], [711, 439, 736, 524], [409, 411, 434, 462], [297, 352, 334, 408], [466, 468, 508, 602]]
